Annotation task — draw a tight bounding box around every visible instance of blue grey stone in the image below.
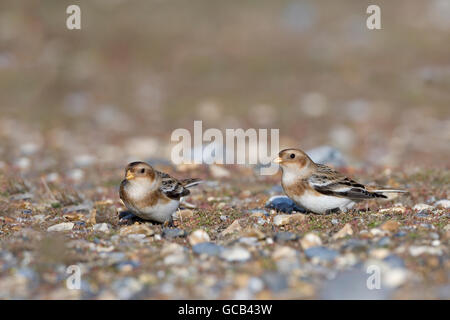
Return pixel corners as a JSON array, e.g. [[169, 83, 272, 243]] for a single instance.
[[377, 237, 391, 247], [383, 255, 405, 269], [274, 232, 299, 242], [262, 272, 288, 292], [265, 195, 306, 213], [192, 242, 224, 256], [304, 246, 338, 262], [162, 228, 187, 238]]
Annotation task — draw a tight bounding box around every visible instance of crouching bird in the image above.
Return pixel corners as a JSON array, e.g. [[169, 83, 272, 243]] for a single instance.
[[119, 161, 201, 223], [274, 149, 407, 214]]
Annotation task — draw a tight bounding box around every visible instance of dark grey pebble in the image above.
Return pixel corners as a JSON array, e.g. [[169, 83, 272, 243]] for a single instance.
[[304, 246, 338, 262], [192, 242, 225, 256], [162, 228, 187, 238], [376, 236, 391, 247], [274, 232, 299, 242], [62, 203, 93, 214], [262, 272, 288, 292], [383, 255, 405, 269], [265, 195, 306, 213], [10, 193, 34, 201]]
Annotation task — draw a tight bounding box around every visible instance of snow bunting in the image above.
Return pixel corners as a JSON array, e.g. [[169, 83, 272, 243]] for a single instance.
[[119, 162, 201, 223], [274, 149, 407, 214]]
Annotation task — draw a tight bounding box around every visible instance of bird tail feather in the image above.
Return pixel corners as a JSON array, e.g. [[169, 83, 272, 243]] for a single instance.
[[182, 178, 202, 188]]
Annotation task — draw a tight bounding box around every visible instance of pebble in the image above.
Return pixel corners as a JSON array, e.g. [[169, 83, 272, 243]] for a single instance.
[[220, 247, 251, 262], [273, 213, 306, 226], [93, 223, 111, 234], [274, 232, 298, 242], [265, 195, 306, 213], [242, 227, 265, 240], [300, 233, 322, 249], [112, 277, 143, 300], [120, 224, 154, 237], [378, 206, 406, 214], [188, 229, 210, 246], [415, 211, 429, 218], [10, 193, 34, 201], [162, 228, 187, 239], [413, 203, 434, 211], [380, 220, 400, 233], [272, 246, 297, 260], [261, 272, 288, 292], [220, 219, 242, 236], [304, 246, 338, 262], [332, 223, 353, 240], [192, 242, 224, 256], [409, 245, 443, 256], [434, 199, 450, 209], [248, 277, 264, 293], [47, 222, 74, 232], [174, 209, 194, 220]]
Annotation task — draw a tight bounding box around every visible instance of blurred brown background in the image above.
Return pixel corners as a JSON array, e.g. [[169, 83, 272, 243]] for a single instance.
[[0, 0, 449, 170]]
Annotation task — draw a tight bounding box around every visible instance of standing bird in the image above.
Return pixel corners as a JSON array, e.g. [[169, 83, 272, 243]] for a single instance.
[[274, 149, 407, 214], [119, 162, 201, 223]]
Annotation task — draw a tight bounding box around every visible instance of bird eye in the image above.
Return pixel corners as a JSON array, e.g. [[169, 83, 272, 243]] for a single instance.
[[140, 168, 145, 174], [290, 154, 295, 159]]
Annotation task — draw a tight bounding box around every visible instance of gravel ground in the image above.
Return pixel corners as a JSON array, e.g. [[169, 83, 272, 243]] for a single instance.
[[0, 138, 448, 299]]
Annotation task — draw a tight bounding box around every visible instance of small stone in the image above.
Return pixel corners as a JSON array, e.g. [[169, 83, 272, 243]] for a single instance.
[[274, 232, 298, 242], [370, 248, 390, 259], [332, 223, 353, 240], [434, 200, 450, 209], [220, 219, 242, 236], [93, 223, 111, 234], [162, 228, 187, 239], [47, 222, 74, 232], [209, 164, 230, 178], [331, 218, 339, 225], [265, 195, 306, 213], [300, 233, 322, 249], [174, 209, 194, 220], [63, 212, 85, 221], [261, 272, 288, 293], [242, 227, 266, 240], [220, 246, 251, 262], [192, 242, 224, 256], [380, 220, 400, 233], [273, 213, 306, 226], [272, 246, 297, 260], [164, 252, 188, 265], [188, 229, 210, 246], [413, 203, 434, 211], [304, 246, 338, 262], [378, 206, 406, 214], [370, 228, 387, 237], [415, 211, 429, 218], [119, 224, 154, 237], [409, 245, 442, 257]]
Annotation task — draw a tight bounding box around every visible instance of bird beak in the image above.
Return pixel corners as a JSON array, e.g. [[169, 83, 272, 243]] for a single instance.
[[273, 157, 283, 164], [126, 171, 135, 180]]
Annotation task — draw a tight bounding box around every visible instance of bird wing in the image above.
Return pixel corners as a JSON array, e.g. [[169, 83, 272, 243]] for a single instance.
[[156, 170, 191, 200], [308, 164, 387, 200]]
